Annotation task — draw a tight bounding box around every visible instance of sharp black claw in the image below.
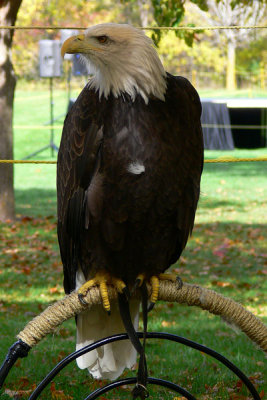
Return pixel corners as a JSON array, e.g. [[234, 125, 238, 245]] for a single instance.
[[78, 293, 88, 305], [176, 276, 183, 289], [147, 301, 155, 312]]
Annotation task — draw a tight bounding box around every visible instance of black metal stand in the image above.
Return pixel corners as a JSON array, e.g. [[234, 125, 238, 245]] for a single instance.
[[0, 340, 30, 387], [67, 60, 72, 106], [23, 77, 59, 160], [0, 332, 261, 400]]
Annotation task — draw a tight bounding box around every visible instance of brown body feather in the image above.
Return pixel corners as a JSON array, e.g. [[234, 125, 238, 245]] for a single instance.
[[57, 73, 203, 295]]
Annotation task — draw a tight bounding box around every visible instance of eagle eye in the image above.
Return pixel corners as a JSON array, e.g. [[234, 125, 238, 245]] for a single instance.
[[96, 35, 108, 44]]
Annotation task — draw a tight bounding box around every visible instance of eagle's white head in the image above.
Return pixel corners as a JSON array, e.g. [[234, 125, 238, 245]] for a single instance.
[[61, 23, 167, 104]]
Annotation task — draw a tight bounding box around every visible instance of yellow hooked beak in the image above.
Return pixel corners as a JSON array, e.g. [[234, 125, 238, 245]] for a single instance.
[[61, 34, 102, 58]]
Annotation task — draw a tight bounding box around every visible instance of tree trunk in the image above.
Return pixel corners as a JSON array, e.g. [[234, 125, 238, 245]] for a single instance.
[[226, 39, 236, 91], [137, 0, 150, 27], [0, 0, 22, 221]]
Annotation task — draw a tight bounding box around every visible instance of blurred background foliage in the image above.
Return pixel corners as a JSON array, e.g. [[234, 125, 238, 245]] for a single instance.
[[12, 0, 267, 90]]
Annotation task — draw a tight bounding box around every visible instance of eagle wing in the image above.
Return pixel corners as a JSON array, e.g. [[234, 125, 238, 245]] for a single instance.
[[170, 75, 203, 263], [57, 92, 140, 380], [57, 88, 104, 294]]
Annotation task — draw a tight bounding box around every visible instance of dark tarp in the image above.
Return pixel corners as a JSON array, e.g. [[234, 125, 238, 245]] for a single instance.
[[201, 101, 234, 150]]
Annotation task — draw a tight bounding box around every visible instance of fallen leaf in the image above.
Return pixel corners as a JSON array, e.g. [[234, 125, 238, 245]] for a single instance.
[[50, 382, 73, 400], [257, 269, 267, 275], [22, 266, 31, 275], [49, 286, 59, 294], [212, 280, 234, 288], [21, 216, 33, 223], [18, 376, 30, 389], [229, 394, 249, 399], [161, 320, 172, 327], [4, 384, 36, 398], [256, 361, 264, 367]]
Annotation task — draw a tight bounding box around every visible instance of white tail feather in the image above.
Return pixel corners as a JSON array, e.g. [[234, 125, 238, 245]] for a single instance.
[[76, 268, 139, 380]]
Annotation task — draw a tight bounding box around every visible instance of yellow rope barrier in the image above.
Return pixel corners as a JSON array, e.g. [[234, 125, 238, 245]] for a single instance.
[[12, 124, 267, 130], [204, 156, 267, 163], [1, 25, 266, 31], [1, 157, 267, 165], [202, 124, 267, 130], [14, 125, 62, 130], [0, 160, 57, 164]]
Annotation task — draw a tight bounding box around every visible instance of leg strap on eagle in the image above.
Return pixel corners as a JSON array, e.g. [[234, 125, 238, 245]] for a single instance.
[[118, 287, 149, 399], [132, 283, 149, 399]]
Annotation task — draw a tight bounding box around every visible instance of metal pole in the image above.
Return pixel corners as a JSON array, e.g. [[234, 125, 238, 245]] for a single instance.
[[50, 77, 54, 157], [67, 61, 71, 104]]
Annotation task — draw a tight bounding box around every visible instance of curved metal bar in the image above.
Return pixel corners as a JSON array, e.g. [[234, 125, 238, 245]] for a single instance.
[[28, 334, 130, 400], [149, 332, 261, 400], [28, 332, 260, 400], [0, 340, 31, 388], [84, 377, 196, 400]]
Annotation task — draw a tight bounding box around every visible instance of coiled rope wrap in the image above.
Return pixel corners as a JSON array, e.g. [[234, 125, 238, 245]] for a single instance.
[[17, 280, 267, 352]]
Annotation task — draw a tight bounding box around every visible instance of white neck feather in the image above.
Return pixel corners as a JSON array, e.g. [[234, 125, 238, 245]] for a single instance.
[[82, 25, 167, 104]]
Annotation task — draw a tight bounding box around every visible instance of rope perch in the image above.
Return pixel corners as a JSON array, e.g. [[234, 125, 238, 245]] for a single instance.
[[17, 281, 267, 352]]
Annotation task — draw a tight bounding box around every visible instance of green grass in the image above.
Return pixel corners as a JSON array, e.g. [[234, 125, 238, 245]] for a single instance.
[[0, 86, 266, 399], [198, 88, 267, 99]]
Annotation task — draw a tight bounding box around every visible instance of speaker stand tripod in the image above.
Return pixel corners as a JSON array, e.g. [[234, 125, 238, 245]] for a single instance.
[[23, 77, 59, 160]]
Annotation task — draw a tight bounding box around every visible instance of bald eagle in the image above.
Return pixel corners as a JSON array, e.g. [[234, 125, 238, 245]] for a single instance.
[[58, 23, 203, 388]]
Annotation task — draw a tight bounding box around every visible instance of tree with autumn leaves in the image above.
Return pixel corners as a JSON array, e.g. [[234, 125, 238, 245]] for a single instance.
[[0, 0, 266, 220], [195, 0, 266, 90]]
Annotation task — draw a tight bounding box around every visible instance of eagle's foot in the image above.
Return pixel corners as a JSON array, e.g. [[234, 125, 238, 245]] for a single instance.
[[158, 273, 183, 288], [77, 272, 127, 313], [132, 273, 146, 293], [148, 273, 183, 311]]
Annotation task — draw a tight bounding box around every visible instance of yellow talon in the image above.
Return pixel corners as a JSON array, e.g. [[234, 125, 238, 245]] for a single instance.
[[150, 275, 160, 304], [158, 273, 179, 282], [78, 277, 101, 296], [99, 279, 110, 312], [78, 271, 127, 313], [111, 276, 127, 293], [149, 273, 182, 306], [135, 273, 146, 287]]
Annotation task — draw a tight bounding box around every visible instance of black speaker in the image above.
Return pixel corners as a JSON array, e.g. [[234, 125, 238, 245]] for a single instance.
[[72, 53, 88, 76]]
